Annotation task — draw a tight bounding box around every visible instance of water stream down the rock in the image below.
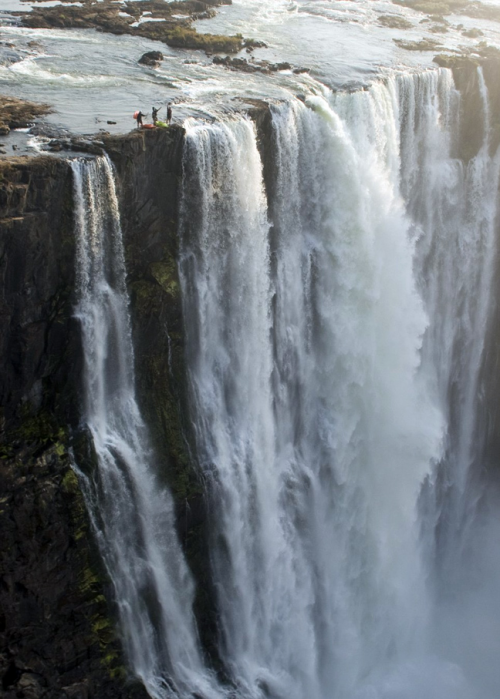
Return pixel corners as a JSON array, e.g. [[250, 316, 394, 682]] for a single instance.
[[71, 156, 220, 699], [73, 67, 500, 699]]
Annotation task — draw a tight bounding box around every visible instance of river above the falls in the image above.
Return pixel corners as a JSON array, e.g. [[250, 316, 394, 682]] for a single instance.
[[1, 0, 500, 142]]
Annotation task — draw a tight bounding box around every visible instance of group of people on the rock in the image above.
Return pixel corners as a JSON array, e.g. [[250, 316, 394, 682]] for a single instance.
[[135, 104, 172, 128]]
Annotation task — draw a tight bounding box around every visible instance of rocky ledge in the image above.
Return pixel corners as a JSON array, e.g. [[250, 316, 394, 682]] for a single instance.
[[0, 96, 51, 136]]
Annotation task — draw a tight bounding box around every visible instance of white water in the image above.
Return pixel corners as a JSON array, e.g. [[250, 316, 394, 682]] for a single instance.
[[71, 156, 220, 699], [178, 68, 500, 699]]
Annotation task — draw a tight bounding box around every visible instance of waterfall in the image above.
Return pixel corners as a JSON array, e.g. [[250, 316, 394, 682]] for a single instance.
[[401, 67, 500, 563], [402, 68, 500, 698], [70, 65, 500, 699], [179, 69, 500, 699], [71, 156, 220, 699]]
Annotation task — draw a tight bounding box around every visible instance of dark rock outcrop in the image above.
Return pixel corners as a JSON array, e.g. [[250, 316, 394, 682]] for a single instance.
[[138, 51, 164, 67], [0, 155, 147, 697], [377, 13, 413, 29], [213, 55, 296, 74]]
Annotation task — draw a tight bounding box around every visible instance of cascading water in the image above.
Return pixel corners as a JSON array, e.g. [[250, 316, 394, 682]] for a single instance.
[[179, 68, 500, 699], [406, 68, 500, 561], [71, 156, 219, 699], [70, 67, 500, 699], [401, 68, 500, 698]]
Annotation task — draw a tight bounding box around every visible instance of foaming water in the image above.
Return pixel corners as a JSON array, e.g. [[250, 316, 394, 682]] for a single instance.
[[404, 67, 500, 699], [71, 156, 221, 699], [179, 69, 500, 699]]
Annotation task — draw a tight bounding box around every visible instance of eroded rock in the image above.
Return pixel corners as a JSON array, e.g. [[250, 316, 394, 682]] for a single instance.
[[0, 95, 51, 135]]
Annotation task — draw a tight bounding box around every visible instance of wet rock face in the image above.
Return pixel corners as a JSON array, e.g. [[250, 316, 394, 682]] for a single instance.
[[0, 156, 78, 429], [102, 126, 222, 661], [434, 49, 500, 158], [0, 444, 149, 699], [0, 153, 150, 698]]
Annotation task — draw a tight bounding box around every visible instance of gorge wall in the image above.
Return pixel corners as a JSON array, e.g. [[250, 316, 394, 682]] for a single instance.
[[0, 128, 190, 699], [1, 53, 500, 699]]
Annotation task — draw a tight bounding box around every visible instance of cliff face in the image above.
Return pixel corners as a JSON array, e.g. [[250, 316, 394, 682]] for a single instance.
[[0, 155, 152, 698], [0, 156, 77, 429], [434, 50, 500, 159], [0, 140, 179, 696]]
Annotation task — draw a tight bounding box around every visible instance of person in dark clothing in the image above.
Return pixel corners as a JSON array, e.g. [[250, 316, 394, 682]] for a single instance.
[[152, 107, 159, 124], [167, 104, 172, 124], [136, 111, 145, 127]]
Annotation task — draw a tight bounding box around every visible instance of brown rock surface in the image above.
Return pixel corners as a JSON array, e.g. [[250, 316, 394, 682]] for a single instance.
[[0, 96, 51, 136]]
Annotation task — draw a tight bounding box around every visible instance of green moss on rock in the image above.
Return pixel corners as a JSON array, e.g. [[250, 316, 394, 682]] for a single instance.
[[151, 259, 180, 298]]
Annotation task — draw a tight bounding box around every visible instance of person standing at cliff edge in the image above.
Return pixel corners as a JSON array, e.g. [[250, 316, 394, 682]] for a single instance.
[[167, 104, 172, 124], [134, 110, 145, 128]]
